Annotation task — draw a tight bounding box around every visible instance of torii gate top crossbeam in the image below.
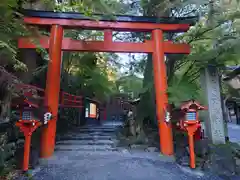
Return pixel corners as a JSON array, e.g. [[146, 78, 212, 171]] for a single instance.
[[19, 10, 196, 53], [21, 9, 197, 32]]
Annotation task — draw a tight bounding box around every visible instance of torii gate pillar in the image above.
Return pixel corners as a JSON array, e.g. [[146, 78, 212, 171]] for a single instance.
[[152, 29, 173, 155], [40, 25, 63, 158]]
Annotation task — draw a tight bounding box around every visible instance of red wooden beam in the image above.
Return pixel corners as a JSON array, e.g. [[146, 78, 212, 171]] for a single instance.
[[104, 30, 113, 42], [40, 25, 63, 158], [152, 29, 173, 155], [23, 17, 190, 32], [163, 41, 190, 54], [18, 37, 190, 54], [59, 105, 83, 108]]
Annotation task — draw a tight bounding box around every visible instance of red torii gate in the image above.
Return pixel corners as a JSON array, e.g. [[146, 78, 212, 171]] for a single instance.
[[18, 9, 196, 158]]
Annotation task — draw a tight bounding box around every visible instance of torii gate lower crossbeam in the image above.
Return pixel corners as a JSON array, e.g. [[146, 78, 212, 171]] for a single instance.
[[18, 9, 196, 158]]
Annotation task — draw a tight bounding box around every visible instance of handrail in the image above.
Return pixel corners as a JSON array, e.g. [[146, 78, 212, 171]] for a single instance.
[[13, 83, 100, 109]]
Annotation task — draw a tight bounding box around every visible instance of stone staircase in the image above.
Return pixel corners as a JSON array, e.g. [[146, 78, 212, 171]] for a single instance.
[[55, 123, 121, 152]]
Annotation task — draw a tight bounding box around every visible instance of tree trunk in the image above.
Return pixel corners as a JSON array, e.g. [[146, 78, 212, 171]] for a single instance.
[[15, 49, 38, 84], [0, 93, 11, 123], [129, 120, 136, 136], [0, 67, 19, 123]]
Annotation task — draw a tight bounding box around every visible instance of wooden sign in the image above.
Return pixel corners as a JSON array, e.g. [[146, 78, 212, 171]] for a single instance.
[[89, 103, 97, 118]]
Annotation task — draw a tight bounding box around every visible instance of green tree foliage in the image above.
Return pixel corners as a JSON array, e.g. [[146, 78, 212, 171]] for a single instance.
[[54, 0, 150, 102], [61, 51, 118, 101], [0, 0, 28, 70], [174, 0, 240, 100], [115, 74, 143, 99], [54, 0, 131, 15], [137, 55, 157, 125], [178, 1, 240, 73], [50, 1, 125, 102], [137, 0, 240, 126]]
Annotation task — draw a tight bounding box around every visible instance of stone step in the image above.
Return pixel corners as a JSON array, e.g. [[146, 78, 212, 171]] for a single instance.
[[55, 124, 120, 153], [56, 142, 114, 146], [101, 122, 123, 126], [56, 140, 114, 145], [65, 132, 116, 137], [55, 148, 118, 152], [62, 133, 116, 137], [71, 129, 116, 133], [69, 129, 116, 133], [77, 124, 119, 127], [55, 144, 114, 151], [86, 126, 120, 129], [76, 126, 118, 129], [58, 136, 114, 141]]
